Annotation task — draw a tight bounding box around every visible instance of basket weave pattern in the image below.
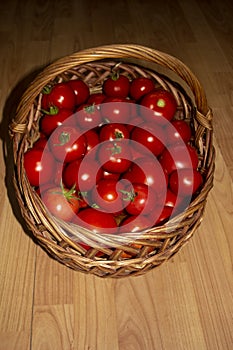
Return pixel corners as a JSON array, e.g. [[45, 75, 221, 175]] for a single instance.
[[9, 44, 215, 277]]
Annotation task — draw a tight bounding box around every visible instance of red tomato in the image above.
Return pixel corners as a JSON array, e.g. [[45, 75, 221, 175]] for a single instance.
[[159, 144, 199, 175], [40, 108, 75, 136], [152, 206, 174, 226], [165, 120, 192, 146], [102, 170, 120, 181], [42, 185, 79, 221], [122, 182, 158, 216], [62, 158, 103, 192], [118, 215, 153, 233], [101, 98, 132, 123], [91, 178, 125, 214], [75, 103, 102, 129], [103, 74, 130, 98], [67, 79, 90, 106], [121, 156, 168, 195], [41, 82, 76, 111], [130, 122, 166, 157], [169, 168, 203, 196], [130, 77, 154, 101], [83, 129, 100, 154], [98, 140, 132, 173], [87, 93, 106, 106], [33, 136, 48, 150], [49, 125, 87, 163], [140, 89, 177, 125], [99, 123, 130, 143], [75, 208, 118, 234], [24, 148, 55, 187]]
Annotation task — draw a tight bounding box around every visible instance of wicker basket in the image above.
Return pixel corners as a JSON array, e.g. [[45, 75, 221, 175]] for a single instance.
[[9, 44, 215, 277]]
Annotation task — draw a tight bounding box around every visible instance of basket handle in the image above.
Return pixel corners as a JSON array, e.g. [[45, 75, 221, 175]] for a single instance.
[[10, 44, 211, 133]]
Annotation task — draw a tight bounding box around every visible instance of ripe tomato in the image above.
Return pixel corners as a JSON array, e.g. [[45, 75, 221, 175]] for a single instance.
[[101, 98, 132, 123], [129, 77, 154, 101], [62, 157, 104, 192], [122, 182, 158, 216], [91, 178, 125, 214], [87, 93, 106, 106], [24, 148, 55, 187], [99, 123, 130, 143], [75, 208, 118, 234], [83, 129, 100, 154], [75, 103, 102, 129], [103, 74, 130, 98], [49, 125, 87, 163], [42, 185, 79, 221], [165, 120, 192, 146], [39, 108, 75, 136], [98, 140, 132, 174], [159, 144, 199, 175], [102, 170, 120, 181], [130, 121, 166, 157], [67, 79, 90, 106], [169, 168, 203, 196], [33, 136, 48, 150], [118, 215, 153, 233], [41, 82, 76, 111], [152, 206, 174, 226], [121, 156, 168, 195], [140, 89, 177, 124]]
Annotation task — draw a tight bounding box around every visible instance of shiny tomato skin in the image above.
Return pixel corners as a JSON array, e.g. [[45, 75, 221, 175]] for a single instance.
[[33, 136, 48, 150], [67, 79, 90, 106], [87, 93, 106, 106], [42, 186, 79, 221], [153, 206, 174, 226], [103, 74, 130, 98], [75, 103, 102, 129], [41, 82, 76, 111], [75, 208, 118, 233], [83, 129, 100, 154], [130, 77, 154, 101], [101, 97, 132, 123], [121, 156, 168, 195], [98, 140, 132, 174], [130, 122, 166, 157], [169, 168, 203, 196], [118, 215, 153, 233], [99, 123, 130, 143], [62, 158, 103, 192], [140, 89, 177, 125], [159, 144, 199, 175], [165, 120, 192, 146], [40, 108, 74, 136], [92, 178, 125, 214], [122, 183, 158, 216], [24, 148, 55, 187], [49, 125, 87, 163]]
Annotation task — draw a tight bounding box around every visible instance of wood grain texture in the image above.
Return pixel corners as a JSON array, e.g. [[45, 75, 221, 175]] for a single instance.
[[0, 0, 232, 349]]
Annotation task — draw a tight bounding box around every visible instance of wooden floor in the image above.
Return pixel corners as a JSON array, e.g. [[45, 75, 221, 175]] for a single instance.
[[0, 0, 232, 349]]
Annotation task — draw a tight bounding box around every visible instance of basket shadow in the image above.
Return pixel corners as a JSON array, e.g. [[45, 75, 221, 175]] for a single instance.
[[0, 66, 45, 241]]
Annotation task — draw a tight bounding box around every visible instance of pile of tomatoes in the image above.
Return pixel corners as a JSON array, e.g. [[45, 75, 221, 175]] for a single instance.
[[24, 71, 203, 248]]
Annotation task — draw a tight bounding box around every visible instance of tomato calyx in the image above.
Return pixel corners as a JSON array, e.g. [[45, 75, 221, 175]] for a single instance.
[[83, 104, 96, 114], [53, 182, 79, 203], [107, 142, 122, 155], [120, 189, 137, 202], [42, 85, 52, 94], [54, 131, 71, 146], [157, 98, 166, 108], [41, 105, 60, 115], [110, 70, 120, 81]]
